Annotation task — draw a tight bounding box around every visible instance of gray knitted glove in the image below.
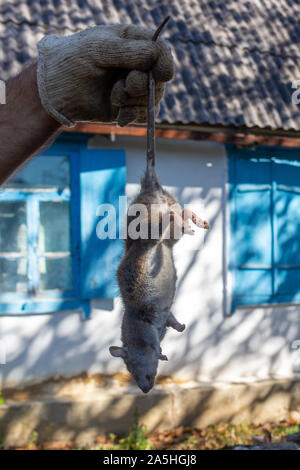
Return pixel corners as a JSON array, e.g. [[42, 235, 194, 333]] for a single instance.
[[37, 24, 174, 127]]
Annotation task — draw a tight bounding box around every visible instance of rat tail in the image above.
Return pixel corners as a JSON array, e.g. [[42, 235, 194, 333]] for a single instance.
[[141, 157, 161, 191], [142, 68, 162, 192], [141, 161, 161, 191], [143, 18, 170, 193]]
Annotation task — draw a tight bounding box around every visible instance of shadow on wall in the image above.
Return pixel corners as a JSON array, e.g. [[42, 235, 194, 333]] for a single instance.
[[1, 143, 300, 385], [1, 163, 300, 385]]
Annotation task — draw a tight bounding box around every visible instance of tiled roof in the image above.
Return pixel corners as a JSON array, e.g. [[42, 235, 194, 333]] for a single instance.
[[1, 0, 300, 131]]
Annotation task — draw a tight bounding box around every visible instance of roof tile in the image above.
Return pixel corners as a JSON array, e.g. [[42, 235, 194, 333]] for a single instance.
[[1, 0, 300, 130]]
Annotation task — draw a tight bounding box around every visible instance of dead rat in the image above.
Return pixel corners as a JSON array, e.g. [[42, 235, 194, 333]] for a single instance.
[[109, 18, 209, 393]]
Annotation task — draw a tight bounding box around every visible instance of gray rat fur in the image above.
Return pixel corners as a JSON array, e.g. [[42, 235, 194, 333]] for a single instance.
[[109, 168, 188, 393], [109, 18, 208, 393]]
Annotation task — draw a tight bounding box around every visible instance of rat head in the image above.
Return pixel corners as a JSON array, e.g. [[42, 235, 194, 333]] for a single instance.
[[109, 344, 167, 393]]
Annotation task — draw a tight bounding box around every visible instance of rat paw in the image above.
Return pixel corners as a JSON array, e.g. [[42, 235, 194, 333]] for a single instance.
[[159, 353, 168, 361]]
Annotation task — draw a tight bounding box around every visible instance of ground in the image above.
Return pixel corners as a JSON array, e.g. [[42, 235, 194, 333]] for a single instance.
[[2, 420, 299, 450]]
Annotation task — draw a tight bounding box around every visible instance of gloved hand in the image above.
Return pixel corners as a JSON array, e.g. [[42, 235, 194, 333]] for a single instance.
[[37, 24, 174, 127]]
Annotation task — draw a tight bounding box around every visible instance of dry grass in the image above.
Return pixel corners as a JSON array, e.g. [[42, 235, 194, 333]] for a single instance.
[[3, 420, 299, 450]]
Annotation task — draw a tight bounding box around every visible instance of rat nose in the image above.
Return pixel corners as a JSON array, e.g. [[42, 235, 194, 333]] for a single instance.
[[139, 375, 155, 394], [146, 374, 155, 391], [146, 374, 154, 386]]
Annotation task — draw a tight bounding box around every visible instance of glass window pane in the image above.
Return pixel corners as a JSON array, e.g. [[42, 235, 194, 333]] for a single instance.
[[39, 257, 72, 291], [0, 202, 27, 253], [0, 258, 27, 293], [39, 201, 71, 253], [4, 156, 70, 190]]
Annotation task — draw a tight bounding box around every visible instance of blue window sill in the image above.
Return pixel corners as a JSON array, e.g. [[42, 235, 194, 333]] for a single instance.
[[0, 299, 91, 318]]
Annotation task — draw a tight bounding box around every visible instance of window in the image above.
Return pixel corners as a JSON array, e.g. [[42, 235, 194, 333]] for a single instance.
[[0, 134, 126, 317], [0, 156, 72, 295], [227, 144, 300, 312]]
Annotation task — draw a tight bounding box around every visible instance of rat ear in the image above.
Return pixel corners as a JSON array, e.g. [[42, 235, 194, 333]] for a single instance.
[[109, 346, 126, 358]]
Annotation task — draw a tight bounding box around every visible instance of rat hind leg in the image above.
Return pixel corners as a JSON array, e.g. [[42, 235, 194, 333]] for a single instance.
[[166, 312, 185, 332]]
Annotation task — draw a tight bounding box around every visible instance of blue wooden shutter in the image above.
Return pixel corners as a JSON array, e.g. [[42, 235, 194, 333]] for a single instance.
[[79, 149, 126, 298], [228, 145, 300, 311], [273, 154, 300, 299], [229, 147, 273, 307]]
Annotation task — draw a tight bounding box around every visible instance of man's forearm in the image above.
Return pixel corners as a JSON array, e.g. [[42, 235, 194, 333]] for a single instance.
[[0, 62, 61, 184]]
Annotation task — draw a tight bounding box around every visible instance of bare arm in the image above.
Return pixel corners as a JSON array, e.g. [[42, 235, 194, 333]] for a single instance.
[[0, 62, 61, 184]]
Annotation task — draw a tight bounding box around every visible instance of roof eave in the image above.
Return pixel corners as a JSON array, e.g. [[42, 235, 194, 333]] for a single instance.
[[66, 122, 300, 148]]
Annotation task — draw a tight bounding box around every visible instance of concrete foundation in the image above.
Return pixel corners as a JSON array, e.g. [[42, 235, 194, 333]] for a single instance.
[[1, 374, 300, 448]]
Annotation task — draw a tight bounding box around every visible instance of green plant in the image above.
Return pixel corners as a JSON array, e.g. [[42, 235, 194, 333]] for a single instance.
[[118, 411, 153, 450], [0, 392, 4, 405], [109, 433, 117, 443], [273, 424, 299, 436], [187, 435, 196, 448], [28, 431, 38, 446]]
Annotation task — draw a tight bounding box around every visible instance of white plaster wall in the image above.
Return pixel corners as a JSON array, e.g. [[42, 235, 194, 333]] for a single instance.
[[1, 135, 300, 388]]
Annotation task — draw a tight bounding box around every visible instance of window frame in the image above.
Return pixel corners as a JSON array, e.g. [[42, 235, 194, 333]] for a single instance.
[[0, 134, 91, 318], [227, 144, 300, 313]]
